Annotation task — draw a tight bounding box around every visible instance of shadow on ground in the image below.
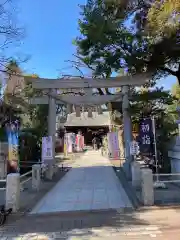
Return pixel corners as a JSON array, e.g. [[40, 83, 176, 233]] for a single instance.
[[0, 209, 160, 239]]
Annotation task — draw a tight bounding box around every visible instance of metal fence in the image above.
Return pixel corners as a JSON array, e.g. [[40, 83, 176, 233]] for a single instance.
[[153, 173, 180, 184], [0, 179, 6, 191], [20, 170, 32, 186]]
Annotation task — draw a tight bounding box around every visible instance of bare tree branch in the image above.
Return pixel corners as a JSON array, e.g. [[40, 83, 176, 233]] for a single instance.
[[0, 0, 24, 64], [65, 54, 113, 96]]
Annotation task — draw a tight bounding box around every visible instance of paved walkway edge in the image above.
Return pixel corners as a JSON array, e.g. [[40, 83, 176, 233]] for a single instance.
[[28, 207, 134, 217], [113, 166, 141, 209]]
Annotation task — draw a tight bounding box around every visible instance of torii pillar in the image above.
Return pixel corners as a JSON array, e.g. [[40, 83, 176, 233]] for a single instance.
[[48, 90, 57, 157], [46, 90, 57, 179], [122, 86, 132, 179]]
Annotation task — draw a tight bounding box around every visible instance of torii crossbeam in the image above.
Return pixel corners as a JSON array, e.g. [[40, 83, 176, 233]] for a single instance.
[[25, 73, 150, 89]]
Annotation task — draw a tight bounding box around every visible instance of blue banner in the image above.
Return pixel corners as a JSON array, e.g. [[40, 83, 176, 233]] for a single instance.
[[6, 123, 19, 173], [138, 118, 154, 156]]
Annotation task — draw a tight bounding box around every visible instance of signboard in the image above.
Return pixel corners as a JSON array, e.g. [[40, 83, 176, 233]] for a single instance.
[[6, 123, 19, 173], [138, 118, 154, 156], [118, 131, 124, 159], [107, 132, 120, 159], [42, 136, 53, 163], [130, 140, 139, 156]]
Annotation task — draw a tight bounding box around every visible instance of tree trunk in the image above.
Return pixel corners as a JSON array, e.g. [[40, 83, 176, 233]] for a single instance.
[[177, 64, 180, 85], [177, 75, 180, 85]]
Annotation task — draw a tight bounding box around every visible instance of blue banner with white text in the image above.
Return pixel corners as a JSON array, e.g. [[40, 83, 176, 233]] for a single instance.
[[138, 118, 154, 156]]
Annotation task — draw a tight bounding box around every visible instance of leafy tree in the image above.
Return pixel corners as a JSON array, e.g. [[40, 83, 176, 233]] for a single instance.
[[5, 60, 24, 95], [22, 74, 48, 141], [146, 0, 180, 35], [74, 1, 179, 169], [74, 0, 180, 84], [168, 82, 180, 124], [3, 60, 28, 117], [172, 82, 180, 99], [132, 0, 180, 82], [0, 60, 23, 130], [111, 85, 177, 172], [3, 61, 48, 141]]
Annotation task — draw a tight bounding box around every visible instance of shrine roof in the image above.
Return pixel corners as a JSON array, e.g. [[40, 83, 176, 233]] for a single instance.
[[64, 111, 111, 127]]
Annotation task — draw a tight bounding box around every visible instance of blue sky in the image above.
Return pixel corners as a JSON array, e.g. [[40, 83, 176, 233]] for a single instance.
[[13, 0, 177, 90], [16, 0, 87, 78]]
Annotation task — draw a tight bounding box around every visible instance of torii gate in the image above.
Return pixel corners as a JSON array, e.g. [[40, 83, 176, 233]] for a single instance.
[[25, 73, 151, 179]]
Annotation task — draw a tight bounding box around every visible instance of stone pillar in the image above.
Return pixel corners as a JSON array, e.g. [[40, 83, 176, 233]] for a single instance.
[[48, 91, 56, 155], [6, 173, 20, 212], [53, 164, 58, 174], [141, 168, 154, 206], [88, 108, 92, 117], [131, 162, 141, 188], [45, 164, 54, 180], [32, 164, 41, 191], [47, 90, 57, 179], [97, 105, 103, 114], [122, 85, 133, 179], [75, 106, 81, 117], [67, 104, 73, 113]]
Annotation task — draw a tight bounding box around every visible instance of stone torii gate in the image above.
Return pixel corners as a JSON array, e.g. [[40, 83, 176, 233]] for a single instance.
[[25, 73, 151, 178]]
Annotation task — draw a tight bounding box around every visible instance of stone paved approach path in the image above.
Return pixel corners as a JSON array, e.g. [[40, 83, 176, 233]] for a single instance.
[[30, 150, 132, 214]]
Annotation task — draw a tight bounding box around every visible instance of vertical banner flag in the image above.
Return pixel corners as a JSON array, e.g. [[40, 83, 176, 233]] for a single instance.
[[64, 134, 68, 156], [72, 133, 76, 152], [6, 123, 19, 173], [42, 136, 53, 164], [139, 118, 154, 156], [65, 133, 76, 153], [80, 135, 84, 150], [76, 133, 81, 152], [67, 133, 72, 153], [107, 132, 112, 157]]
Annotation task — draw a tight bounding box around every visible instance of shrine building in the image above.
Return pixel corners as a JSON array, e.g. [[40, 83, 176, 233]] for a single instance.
[[64, 110, 111, 145]]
